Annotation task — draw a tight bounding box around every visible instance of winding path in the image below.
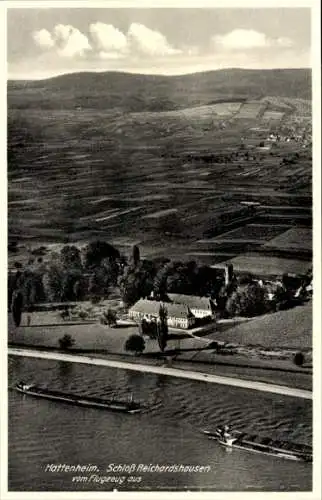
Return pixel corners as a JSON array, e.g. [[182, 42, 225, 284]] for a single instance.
[[8, 347, 312, 400]]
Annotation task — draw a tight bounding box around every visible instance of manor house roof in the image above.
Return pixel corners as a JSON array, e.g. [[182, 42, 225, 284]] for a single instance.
[[129, 299, 192, 319], [168, 294, 212, 311]]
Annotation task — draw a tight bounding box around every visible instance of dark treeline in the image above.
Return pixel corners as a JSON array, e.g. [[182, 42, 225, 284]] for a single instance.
[[8, 240, 224, 312], [8, 240, 310, 318]]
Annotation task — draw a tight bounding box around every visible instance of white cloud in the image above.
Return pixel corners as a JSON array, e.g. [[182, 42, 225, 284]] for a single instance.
[[127, 23, 181, 57], [214, 29, 269, 49], [32, 29, 55, 49], [276, 37, 294, 48], [89, 22, 128, 54], [98, 51, 125, 60], [213, 29, 294, 50], [32, 24, 91, 58], [53, 24, 91, 57], [32, 22, 180, 60]]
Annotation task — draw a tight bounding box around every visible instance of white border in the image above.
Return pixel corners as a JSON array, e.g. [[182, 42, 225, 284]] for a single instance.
[[1, 2, 321, 500]]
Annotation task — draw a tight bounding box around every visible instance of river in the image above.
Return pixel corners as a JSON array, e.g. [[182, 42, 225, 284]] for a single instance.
[[8, 356, 312, 491]]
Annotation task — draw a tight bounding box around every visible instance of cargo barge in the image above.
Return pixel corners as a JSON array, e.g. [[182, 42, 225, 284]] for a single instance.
[[16, 382, 142, 414], [202, 427, 312, 462]]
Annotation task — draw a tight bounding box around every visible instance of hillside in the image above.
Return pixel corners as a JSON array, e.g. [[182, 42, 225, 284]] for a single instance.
[[7, 68, 311, 111], [7, 67, 312, 262]]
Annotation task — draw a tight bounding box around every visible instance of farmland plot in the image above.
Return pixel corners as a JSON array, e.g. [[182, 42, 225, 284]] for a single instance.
[[264, 227, 312, 252]]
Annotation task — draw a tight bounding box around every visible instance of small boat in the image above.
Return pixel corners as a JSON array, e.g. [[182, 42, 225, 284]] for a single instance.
[[202, 426, 312, 463], [15, 382, 142, 414]]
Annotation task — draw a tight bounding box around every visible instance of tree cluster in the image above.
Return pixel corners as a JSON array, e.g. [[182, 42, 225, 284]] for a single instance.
[[8, 240, 122, 310]]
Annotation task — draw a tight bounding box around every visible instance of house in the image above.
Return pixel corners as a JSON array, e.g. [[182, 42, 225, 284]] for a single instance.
[[167, 294, 215, 319], [128, 299, 195, 329]]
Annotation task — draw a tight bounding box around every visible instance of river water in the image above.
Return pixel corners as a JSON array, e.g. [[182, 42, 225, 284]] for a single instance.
[[8, 356, 312, 491]]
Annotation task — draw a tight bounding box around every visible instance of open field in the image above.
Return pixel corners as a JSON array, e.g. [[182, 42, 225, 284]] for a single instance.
[[206, 302, 312, 350], [213, 254, 312, 276]]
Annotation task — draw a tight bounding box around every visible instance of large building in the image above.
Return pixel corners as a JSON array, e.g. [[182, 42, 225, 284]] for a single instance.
[[167, 294, 215, 319], [128, 299, 195, 329]]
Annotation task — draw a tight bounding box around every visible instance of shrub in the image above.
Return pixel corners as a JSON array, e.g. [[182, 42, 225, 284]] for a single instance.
[[104, 308, 117, 327], [293, 351, 305, 366], [78, 310, 88, 320], [60, 308, 70, 320], [124, 334, 145, 355], [58, 334, 75, 350], [140, 319, 158, 338]]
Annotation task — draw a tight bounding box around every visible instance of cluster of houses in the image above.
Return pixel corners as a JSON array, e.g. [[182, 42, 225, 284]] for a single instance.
[[127, 263, 312, 331], [128, 294, 216, 330]]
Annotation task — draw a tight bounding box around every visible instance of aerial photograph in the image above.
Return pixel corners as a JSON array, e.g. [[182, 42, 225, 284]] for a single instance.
[[5, 5, 317, 494]]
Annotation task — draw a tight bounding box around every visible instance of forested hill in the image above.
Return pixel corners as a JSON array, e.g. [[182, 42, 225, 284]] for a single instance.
[[8, 68, 311, 111]]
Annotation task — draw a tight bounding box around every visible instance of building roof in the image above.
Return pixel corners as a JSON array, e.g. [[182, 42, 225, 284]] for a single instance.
[[168, 293, 212, 311], [129, 299, 192, 319]]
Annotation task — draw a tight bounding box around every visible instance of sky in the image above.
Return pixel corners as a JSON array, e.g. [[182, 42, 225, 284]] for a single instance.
[[7, 8, 311, 79]]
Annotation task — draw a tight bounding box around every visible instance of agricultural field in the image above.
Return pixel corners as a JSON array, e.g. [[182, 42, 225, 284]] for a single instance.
[[199, 224, 289, 243], [262, 111, 285, 121], [8, 69, 312, 277], [216, 254, 312, 277], [237, 102, 265, 119], [264, 227, 312, 252]]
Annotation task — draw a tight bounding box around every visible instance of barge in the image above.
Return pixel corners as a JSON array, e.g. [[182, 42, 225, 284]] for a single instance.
[[16, 382, 142, 414], [202, 427, 312, 462]]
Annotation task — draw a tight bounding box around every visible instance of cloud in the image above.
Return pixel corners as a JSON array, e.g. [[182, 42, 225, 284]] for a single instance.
[[98, 51, 126, 60], [127, 23, 181, 57], [213, 29, 294, 50], [89, 22, 127, 56], [275, 37, 294, 48], [32, 22, 181, 60], [32, 29, 55, 49], [32, 24, 91, 58]]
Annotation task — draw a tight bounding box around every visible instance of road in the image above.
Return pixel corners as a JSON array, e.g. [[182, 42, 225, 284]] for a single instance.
[[8, 347, 312, 400]]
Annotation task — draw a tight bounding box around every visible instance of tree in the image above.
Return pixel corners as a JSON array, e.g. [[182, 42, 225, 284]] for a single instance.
[[226, 283, 268, 317], [43, 265, 64, 302], [225, 291, 242, 317], [153, 261, 172, 299], [120, 260, 156, 306], [140, 318, 158, 338], [84, 240, 120, 269], [101, 309, 117, 327], [58, 334, 75, 350], [124, 334, 145, 355], [12, 291, 23, 327], [132, 245, 140, 268], [157, 304, 168, 352], [60, 245, 82, 270], [88, 267, 110, 298]]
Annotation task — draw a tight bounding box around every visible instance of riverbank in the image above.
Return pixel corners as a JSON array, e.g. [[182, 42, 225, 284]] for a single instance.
[[8, 310, 312, 391], [8, 344, 312, 395], [8, 347, 312, 399]]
